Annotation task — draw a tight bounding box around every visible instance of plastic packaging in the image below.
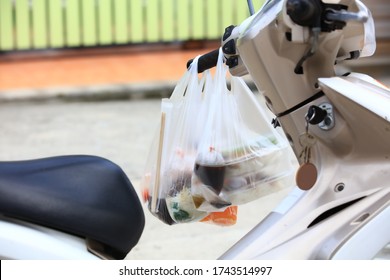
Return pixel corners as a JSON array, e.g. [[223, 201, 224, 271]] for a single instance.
[[141, 48, 293, 226], [192, 49, 294, 212], [141, 56, 208, 224]]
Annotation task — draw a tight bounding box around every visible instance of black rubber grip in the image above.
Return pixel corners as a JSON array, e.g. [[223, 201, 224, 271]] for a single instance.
[[186, 49, 219, 73]]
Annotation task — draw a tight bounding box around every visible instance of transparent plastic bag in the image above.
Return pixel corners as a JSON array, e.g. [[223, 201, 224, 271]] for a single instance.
[[192, 49, 294, 212], [141, 49, 292, 226], [141, 56, 211, 224]]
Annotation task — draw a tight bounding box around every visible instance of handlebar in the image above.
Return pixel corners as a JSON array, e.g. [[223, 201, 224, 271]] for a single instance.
[[186, 49, 219, 73]]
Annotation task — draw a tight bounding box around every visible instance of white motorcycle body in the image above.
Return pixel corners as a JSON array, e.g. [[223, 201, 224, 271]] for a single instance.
[[220, 0, 390, 259], [0, 217, 98, 260]]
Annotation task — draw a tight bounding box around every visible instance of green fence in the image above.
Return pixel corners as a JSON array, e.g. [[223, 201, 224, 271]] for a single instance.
[[0, 0, 265, 51]]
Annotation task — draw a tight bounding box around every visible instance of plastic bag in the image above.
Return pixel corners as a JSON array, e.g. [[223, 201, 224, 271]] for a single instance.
[[141, 48, 293, 226], [191, 49, 294, 212], [141, 56, 211, 224]]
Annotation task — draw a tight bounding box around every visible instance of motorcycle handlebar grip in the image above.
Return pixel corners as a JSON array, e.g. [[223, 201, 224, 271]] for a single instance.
[[186, 49, 219, 73]]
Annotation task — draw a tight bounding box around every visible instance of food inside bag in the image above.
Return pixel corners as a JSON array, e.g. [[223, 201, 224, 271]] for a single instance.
[[200, 206, 238, 226], [162, 148, 208, 223], [140, 49, 294, 226], [192, 137, 293, 211]]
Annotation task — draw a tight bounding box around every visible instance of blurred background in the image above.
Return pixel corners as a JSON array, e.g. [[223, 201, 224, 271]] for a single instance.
[[0, 0, 388, 91], [0, 0, 263, 91], [0, 0, 389, 260]]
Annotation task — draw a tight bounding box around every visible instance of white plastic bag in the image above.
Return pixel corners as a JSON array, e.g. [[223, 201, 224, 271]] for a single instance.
[[141, 56, 211, 224], [141, 48, 293, 226], [192, 49, 294, 212]]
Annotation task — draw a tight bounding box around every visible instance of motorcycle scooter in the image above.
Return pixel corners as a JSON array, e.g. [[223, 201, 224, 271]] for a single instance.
[[215, 0, 390, 259], [0, 0, 389, 260]]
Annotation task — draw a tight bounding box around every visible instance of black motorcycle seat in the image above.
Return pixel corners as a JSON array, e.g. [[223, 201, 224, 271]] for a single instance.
[[0, 155, 145, 259]]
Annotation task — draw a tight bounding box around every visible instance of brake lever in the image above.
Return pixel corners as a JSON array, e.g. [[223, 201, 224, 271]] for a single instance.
[[325, 9, 368, 23]]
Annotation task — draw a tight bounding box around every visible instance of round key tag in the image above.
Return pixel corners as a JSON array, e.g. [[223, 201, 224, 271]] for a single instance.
[[296, 162, 318, 190]]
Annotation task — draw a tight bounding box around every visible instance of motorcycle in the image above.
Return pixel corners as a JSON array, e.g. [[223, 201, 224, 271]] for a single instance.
[[0, 0, 389, 260]]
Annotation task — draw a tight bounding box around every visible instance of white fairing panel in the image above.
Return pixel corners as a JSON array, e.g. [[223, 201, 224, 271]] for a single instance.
[[319, 73, 390, 122], [0, 219, 98, 260], [332, 205, 390, 259]]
